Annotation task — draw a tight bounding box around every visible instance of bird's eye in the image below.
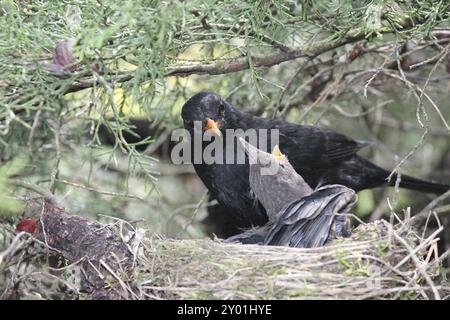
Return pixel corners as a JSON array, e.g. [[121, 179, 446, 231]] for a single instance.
[[218, 103, 225, 117]]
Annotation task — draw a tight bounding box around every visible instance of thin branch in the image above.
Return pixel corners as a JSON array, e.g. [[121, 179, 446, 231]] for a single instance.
[[414, 189, 450, 223], [49, 117, 62, 194], [176, 190, 209, 238], [199, 17, 292, 53], [391, 229, 441, 300], [8, 179, 58, 203], [61, 23, 421, 95], [54, 178, 146, 202]]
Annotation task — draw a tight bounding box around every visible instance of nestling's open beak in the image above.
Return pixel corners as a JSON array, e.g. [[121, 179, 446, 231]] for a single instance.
[[204, 118, 222, 137], [271, 145, 286, 161]]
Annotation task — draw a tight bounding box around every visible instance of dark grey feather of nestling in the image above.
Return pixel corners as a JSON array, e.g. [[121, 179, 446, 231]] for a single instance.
[[226, 138, 357, 248]]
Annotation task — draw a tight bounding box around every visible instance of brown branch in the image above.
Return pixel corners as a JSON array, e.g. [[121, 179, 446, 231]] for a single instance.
[[415, 189, 450, 223], [40, 20, 421, 98], [61, 30, 367, 95], [165, 29, 373, 78], [63, 73, 133, 94], [26, 201, 134, 299], [8, 178, 58, 204]]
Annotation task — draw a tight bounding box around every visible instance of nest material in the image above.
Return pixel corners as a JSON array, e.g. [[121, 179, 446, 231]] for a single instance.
[[0, 209, 448, 300], [143, 220, 447, 299]]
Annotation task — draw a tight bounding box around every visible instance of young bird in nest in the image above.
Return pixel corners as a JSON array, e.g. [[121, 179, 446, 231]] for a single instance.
[[226, 138, 357, 248]]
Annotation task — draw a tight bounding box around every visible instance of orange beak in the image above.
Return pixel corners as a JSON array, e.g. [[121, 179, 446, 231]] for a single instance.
[[204, 118, 222, 137]]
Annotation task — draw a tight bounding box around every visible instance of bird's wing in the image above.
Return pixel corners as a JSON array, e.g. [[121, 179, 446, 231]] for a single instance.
[[264, 185, 357, 248], [224, 226, 267, 244], [322, 130, 368, 162], [279, 126, 367, 164]]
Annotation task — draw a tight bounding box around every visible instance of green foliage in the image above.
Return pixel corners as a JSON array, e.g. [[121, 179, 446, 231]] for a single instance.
[[0, 0, 449, 232], [0, 157, 26, 215]]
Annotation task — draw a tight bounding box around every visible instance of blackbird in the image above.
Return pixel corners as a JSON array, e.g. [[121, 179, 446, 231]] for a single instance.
[[181, 92, 449, 227], [226, 139, 357, 248]]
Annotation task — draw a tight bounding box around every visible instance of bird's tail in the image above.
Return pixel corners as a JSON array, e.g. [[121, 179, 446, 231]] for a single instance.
[[351, 157, 449, 195], [389, 173, 449, 195]]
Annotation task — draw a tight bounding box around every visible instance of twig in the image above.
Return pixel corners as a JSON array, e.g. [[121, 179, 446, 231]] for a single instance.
[[272, 58, 312, 118], [176, 190, 209, 238], [54, 178, 146, 201], [414, 189, 450, 223], [0, 232, 29, 265], [143, 128, 171, 156], [99, 259, 138, 299], [49, 117, 62, 194], [8, 178, 58, 203], [391, 230, 441, 300], [60, 23, 420, 95], [198, 17, 291, 53], [27, 109, 42, 154]]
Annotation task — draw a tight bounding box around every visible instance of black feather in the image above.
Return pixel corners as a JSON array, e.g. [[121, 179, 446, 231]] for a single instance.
[[264, 185, 357, 248], [226, 185, 357, 248]]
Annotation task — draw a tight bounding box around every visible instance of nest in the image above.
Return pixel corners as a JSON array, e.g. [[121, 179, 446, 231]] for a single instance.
[[0, 209, 449, 300]]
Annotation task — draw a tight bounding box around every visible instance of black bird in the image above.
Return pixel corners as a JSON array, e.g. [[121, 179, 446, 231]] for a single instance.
[[226, 139, 356, 248], [181, 92, 449, 227]]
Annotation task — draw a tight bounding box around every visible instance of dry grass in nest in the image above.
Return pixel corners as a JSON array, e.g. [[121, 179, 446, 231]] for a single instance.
[[0, 218, 449, 300]]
